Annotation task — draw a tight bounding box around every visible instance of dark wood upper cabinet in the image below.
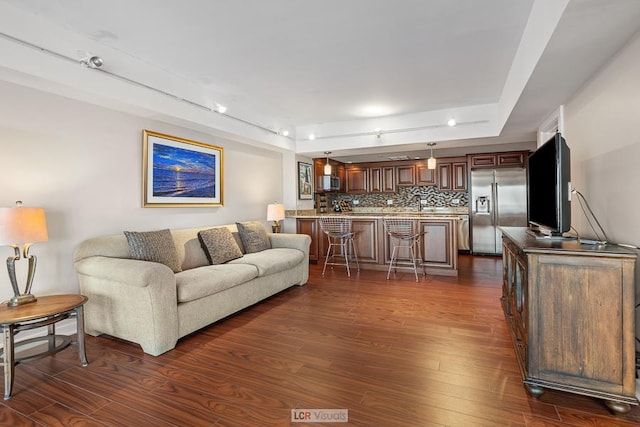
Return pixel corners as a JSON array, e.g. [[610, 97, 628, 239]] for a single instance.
[[369, 167, 383, 193], [312, 158, 346, 192], [437, 163, 452, 191], [469, 151, 529, 169], [396, 165, 416, 186], [497, 152, 527, 166], [382, 166, 396, 192], [346, 167, 368, 193], [313, 159, 325, 192], [369, 167, 396, 193], [469, 154, 497, 168], [436, 158, 467, 192], [310, 150, 525, 194], [336, 164, 346, 192], [416, 163, 436, 186], [452, 162, 468, 191]]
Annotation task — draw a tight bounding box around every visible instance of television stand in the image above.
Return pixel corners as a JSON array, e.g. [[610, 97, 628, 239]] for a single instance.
[[501, 227, 637, 414], [525, 228, 576, 241]]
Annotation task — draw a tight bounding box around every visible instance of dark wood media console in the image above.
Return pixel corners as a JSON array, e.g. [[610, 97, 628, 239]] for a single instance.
[[501, 227, 637, 414]]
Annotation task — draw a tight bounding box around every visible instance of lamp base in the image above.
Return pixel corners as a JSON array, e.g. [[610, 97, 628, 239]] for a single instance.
[[5, 246, 40, 307], [272, 223, 282, 233], [7, 294, 37, 308]]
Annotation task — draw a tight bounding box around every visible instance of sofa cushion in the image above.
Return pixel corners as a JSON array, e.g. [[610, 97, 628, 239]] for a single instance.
[[229, 248, 304, 276], [236, 221, 271, 253], [197, 227, 244, 265], [175, 264, 259, 303], [124, 229, 182, 273]]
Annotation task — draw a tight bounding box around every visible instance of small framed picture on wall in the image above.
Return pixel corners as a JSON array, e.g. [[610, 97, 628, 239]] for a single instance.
[[298, 162, 313, 200]]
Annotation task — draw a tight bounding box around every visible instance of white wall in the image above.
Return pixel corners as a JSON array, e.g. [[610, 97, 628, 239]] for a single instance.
[[563, 30, 640, 247], [0, 80, 284, 303], [563, 30, 640, 350]]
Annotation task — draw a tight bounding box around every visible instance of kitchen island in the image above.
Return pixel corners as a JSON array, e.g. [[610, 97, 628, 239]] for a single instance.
[[292, 211, 463, 276]]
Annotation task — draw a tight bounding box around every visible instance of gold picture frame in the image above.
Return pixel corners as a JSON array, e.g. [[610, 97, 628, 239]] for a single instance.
[[142, 130, 223, 207]]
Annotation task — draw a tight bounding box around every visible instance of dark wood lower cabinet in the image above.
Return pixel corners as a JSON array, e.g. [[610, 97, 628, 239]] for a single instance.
[[501, 227, 637, 414], [298, 216, 458, 276], [419, 220, 457, 270], [351, 219, 379, 264], [295, 218, 318, 262], [297, 218, 379, 264]]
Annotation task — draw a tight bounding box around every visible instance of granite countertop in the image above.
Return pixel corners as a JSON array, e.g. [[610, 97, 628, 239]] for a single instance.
[[287, 207, 468, 220]]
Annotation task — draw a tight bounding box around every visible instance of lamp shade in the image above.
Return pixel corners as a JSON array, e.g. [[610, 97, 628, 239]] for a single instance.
[[267, 204, 285, 222], [0, 207, 48, 245]]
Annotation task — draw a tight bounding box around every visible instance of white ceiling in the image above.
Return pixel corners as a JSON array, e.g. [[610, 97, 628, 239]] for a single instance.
[[1, 0, 640, 162]]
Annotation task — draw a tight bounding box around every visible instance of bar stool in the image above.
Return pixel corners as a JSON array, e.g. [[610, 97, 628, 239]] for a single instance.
[[383, 218, 427, 282], [319, 216, 359, 277]]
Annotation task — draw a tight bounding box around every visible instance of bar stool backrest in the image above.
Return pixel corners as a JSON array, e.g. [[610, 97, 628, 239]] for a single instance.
[[383, 218, 419, 240], [319, 216, 353, 237]]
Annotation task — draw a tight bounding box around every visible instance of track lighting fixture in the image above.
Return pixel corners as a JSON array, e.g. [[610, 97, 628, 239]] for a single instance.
[[82, 55, 103, 69]]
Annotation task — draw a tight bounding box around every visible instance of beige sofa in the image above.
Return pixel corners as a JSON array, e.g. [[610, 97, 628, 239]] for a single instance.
[[73, 224, 311, 356]]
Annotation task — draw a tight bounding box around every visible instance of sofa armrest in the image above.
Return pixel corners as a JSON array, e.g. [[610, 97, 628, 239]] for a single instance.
[[268, 233, 311, 286], [269, 233, 311, 254], [75, 256, 175, 288], [74, 256, 179, 356]]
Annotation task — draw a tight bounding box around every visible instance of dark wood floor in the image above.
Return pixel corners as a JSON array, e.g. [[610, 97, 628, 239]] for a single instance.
[[2, 255, 639, 426]]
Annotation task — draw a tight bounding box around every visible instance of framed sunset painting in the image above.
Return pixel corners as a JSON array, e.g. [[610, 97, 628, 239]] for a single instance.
[[142, 130, 223, 207]]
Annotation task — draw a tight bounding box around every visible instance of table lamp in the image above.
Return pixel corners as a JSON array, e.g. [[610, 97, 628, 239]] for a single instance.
[[267, 203, 285, 233], [0, 201, 48, 307]]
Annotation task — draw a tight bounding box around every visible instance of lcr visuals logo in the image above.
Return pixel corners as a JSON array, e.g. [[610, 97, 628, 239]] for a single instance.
[[291, 409, 348, 423]]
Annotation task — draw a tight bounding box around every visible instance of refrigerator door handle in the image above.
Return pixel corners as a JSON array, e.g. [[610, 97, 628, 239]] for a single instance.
[[493, 182, 499, 226]]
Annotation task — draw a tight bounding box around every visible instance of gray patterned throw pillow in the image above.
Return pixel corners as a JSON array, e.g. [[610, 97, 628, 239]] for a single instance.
[[198, 227, 244, 264], [236, 221, 271, 254], [124, 229, 182, 272]]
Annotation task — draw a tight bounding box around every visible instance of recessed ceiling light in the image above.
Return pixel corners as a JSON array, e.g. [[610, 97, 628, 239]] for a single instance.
[[359, 104, 393, 117], [281, 130, 289, 137], [447, 118, 456, 127], [309, 133, 316, 140], [216, 104, 227, 114]]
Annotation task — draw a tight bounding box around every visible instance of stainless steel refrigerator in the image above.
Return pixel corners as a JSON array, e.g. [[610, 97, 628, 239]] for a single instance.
[[470, 168, 527, 254]]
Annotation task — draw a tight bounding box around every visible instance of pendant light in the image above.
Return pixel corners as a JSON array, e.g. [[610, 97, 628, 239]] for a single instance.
[[427, 143, 437, 169], [324, 151, 332, 175]]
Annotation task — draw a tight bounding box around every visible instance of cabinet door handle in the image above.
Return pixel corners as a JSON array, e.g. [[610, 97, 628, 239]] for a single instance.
[[515, 265, 522, 313]]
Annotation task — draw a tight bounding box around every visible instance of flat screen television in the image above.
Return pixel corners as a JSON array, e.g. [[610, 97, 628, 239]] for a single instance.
[[527, 132, 571, 236]]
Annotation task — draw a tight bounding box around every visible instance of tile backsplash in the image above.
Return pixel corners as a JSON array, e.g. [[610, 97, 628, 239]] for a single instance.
[[324, 186, 469, 210]]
